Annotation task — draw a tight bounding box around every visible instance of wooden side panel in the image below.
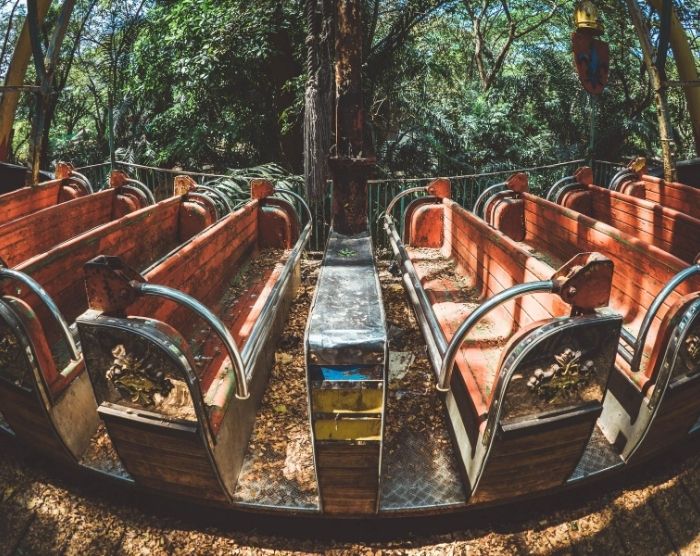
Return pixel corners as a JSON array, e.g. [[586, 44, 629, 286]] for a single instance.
[[0, 189, 115, 267], [0, 182, 61, 224], [471, 413, 598, 503], [315, 442, 381, 514], [99, 408, 227, 503], [522, 195, 700, 346], [588, 185, 700, 264], [622, 176, 700, 220], [9, 199, 182, 334], [633, 374, 700, 462], [0, 381, 71, 461]]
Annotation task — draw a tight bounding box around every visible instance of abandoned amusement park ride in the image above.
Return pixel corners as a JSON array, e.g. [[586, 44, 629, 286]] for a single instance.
[[1, 0, 700, 521]]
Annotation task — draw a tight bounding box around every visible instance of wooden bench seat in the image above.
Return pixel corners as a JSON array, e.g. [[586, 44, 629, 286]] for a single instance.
[[0, 193, 217, 461], [555, 169, 700, 264], [486, 187, 700, 461], [397, 188, 620, 504], [619, 173, 700, 221], [0, 185, 149, 268], [77, 189, 304, 502]]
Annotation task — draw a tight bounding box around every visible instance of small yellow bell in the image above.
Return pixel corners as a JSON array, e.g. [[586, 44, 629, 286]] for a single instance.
[[574, 1, 604, 35]]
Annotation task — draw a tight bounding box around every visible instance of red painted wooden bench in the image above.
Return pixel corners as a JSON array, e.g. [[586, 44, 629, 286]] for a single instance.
[[610, 165, 700, 221], [484, 175, 700, 463], [545, 166, 700, 264], [0, 170, 153, 269], [385, 180, 621, 504], [76, 181, 310, 503], [0, 188, 218, 463], [0, 163, 91, 226]]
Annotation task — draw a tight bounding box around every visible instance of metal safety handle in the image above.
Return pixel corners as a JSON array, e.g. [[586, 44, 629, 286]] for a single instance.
[[628, 262, 700, 373], [473, 182, 508, 218], [124, 178, 156, 205], [437, 280, 555, 392], [134, 283, 250, 400], [0, 266, 79, 361]]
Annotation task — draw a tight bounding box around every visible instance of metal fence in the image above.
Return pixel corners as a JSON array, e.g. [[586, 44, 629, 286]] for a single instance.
[[76, 159, 625, 252]]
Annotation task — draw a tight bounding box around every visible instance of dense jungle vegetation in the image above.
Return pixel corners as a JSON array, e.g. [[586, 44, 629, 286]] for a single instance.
[[1, 0, 698, 179]]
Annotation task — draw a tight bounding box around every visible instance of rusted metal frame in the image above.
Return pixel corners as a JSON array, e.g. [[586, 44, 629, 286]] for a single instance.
[[436, 281, 555, 392], [628, 259, 700, 374], [0, 261, 79, 362]]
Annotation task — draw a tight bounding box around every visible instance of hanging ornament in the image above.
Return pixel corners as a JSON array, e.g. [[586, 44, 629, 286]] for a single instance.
[[572, 1, 610, 95]]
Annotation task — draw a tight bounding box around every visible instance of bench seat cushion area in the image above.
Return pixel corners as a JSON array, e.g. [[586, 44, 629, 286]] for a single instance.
[[522, 193, 700, 387], [407, 200, 571, 421]]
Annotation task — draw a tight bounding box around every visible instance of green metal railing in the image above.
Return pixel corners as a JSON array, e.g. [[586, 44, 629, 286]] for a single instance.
[[75, 159, 624, 251]]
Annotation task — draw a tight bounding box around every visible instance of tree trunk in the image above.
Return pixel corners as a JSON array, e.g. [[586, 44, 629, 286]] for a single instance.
[[647, 0, 700, 156], [625, 0, 676, 181], [0, 0, 51, 162], [304, 0, 334, 203]]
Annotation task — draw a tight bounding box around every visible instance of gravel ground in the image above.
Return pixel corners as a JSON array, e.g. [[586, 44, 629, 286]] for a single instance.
[[2, 256, 700, 555]]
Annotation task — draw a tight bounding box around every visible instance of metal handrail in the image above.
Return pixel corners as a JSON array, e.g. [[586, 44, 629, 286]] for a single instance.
[[609, 169, 636, 191], [436, 280, 555, 391], [550, 182, 588, 205], [123, 178, 156, 205], [0, 266, 79, 361], [272, 187, 314, 225], [194, 185, 233, 214], [473, 182, 507, 218], [68, 171, 94, 194], [545, 175, 577, 202], [628, 262, 700, 373], [134, 283, 250, 400], [385, 186, 427, 219]]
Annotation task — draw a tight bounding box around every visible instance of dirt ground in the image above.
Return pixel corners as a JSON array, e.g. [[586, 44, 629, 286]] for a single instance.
[[3, 255, 700, 555]]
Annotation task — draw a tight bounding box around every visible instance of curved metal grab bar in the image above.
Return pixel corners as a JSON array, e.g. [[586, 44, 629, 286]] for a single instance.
[[135, 283, 250, 400], [194, 185, 233, 215], [545, 175, 577, 202], [383, 186, 427, 221], [436, 280, 555, 392], [68, 171, 94, 194], [0, 267, 80, 361], [123, 178, 156, 205], [551, 182, 587, 205], [272, 188, 314, 226], [629, 263, 700, 373], [473, 182, 507, 218], [609, 169, 636, 192]]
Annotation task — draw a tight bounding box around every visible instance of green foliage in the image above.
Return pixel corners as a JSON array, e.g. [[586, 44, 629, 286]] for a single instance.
[[2, 0, 698, 176]]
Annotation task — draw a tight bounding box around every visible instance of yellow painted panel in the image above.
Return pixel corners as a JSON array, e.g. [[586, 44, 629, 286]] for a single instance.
[[312, 389, 383, 414], [314, 418, 382, 441]]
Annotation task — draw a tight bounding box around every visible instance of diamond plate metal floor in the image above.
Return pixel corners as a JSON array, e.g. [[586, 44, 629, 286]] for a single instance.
[[380, 425, 467, 511], [569, 426, 622, 482]]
